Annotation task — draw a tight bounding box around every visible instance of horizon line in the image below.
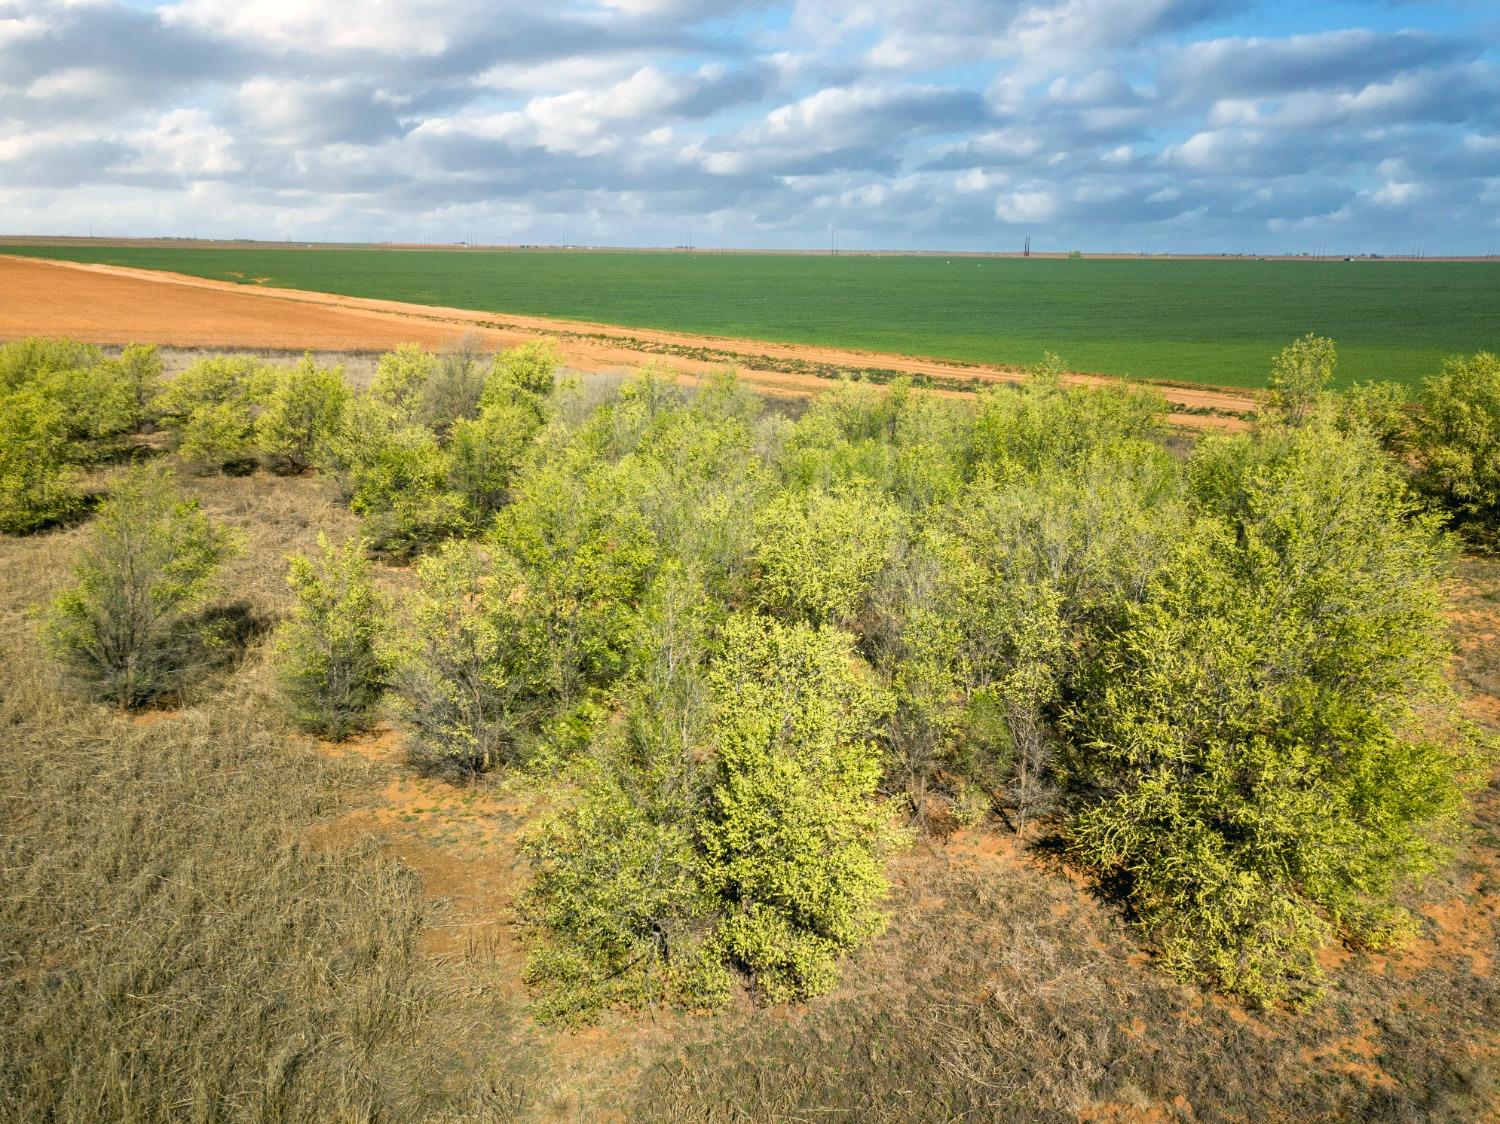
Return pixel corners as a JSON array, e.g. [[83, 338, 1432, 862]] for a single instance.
[[1, 234, 1497, 262]]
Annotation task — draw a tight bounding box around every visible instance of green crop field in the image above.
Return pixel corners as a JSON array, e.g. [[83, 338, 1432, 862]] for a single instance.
[[5, 242, 1497, 389]]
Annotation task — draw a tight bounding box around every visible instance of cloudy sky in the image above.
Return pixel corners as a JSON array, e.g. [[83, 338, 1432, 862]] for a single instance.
[[1, 0, 1497, 253]]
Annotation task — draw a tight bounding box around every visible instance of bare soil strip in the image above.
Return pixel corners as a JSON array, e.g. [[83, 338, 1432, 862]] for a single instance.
[[0, 254, 1256, 426]]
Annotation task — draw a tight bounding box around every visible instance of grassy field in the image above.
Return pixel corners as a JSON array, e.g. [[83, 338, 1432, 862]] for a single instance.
[[4, 243, 1497, 389]]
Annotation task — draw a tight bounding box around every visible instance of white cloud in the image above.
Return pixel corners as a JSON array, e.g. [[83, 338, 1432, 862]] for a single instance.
[[162, 0, 463, 53], [1369, 180, 1422, 207], [0, 0, 1493, 252], [132, 107, 242, 176], [955, 167, 1008, 191], [994, 188, 1056, 223], [25, 66, 118, 100]]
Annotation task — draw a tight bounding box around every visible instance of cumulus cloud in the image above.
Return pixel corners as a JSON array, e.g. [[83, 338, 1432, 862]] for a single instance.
[[0, 0, 1495, 251]]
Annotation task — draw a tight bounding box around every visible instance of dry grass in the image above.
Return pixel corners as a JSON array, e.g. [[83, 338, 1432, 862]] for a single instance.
[[0, 468, 544, 1123], [632, 822, 1500, 1122], [2, 467, 1497, 1123]]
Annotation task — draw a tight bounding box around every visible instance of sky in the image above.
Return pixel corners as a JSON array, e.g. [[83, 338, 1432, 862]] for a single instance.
[[0, 0, 1497, 253]]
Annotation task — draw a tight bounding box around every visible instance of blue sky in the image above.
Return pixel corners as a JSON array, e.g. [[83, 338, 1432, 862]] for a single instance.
[[1, 0, 1496, 253]]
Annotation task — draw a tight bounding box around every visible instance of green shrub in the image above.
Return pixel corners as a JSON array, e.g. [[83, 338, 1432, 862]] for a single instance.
[[0, 339, 142, 461], [347, 425, 469, 558], [440, 341, 559, 524], [392, 543, 544, 774], [179, 403, 259, 473], [498, 458, 659, 699], [1414, 351, 1500, 544], [971, 365, 1166, 473], [156, 356, 269, 473], [446, 401, 541, 524], [522, 738, 726, 1020], [524, 579, 901, 1017], [774, 378, 900, 492], [1338, 379, 1411, 454], [702, 614, 899, 1003], [1265, 332, 1336, 427], [256, 356, 350, 473], [44, 467, 235, 706], [521, 567, 727, 1020], [115, 342, 163, 419], [0, 387, 83, 534], [751, 485, 903, 627], [275, 535, 391, 739], [1065, 421, 1482, 1003], [486, 339, 560, 402], [34, 363, 140, 461], [0, 336, 101, 391], [370, 343, 436, 424], [314, 393, 396, 502]]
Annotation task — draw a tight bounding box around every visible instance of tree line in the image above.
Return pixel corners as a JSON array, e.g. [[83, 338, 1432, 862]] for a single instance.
[[2, 333, 1497, 1014]]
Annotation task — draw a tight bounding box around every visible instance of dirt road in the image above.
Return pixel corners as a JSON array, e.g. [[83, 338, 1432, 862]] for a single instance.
[[0, 254, 1256, 424]]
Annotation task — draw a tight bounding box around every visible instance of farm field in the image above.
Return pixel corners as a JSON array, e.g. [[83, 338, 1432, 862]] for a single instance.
[[0, 255, 1259, 424], [4, 241, 1497, 389]]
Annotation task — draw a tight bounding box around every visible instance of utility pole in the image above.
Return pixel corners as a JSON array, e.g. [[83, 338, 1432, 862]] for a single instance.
[[1023, 235, 1031, 258]]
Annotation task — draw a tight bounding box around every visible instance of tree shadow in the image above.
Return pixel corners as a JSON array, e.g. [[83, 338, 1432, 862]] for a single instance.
[[193, 601, 276, 672], [1024, 826, 1143, 924]]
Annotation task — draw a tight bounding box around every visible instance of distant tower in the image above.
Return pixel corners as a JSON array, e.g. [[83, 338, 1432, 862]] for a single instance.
[[1023, 236, 1031, 258]]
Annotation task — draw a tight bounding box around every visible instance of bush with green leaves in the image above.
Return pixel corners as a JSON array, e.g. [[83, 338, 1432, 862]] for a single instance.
[[156, 356, 271, 473], [369, 343, 437, 424], [486, 339, 560, 402], [440, 341, 560, 523], [1413, 351, 1500, 544], [702, 614, 900, 1003], [1264, 332, 1336, 426], [751, 485, 903, 627], [255, 356, 350, 473], [497, 456, 660, 701], [0, 337, 143, 461], [971, 362, 1167, 474], [0, 337, 101, 391], [44, 468, 235, 706], [523, 580, 901, 1017], [33, 363, 140, 461], [114, 342, 163, 419], [1065, 419, 1482, 1004], [275, 535, 391, 739], [522, 568, 729, 1020], [857, 386, 1183, 829], [1337, 379, 1411, 454], [346, 424, 469, 559], [0, 386, 83, 534], [392, 543, 549, 774], [446, 401, 543, 524], [523, 753, 727, 1020], [314, 392, 396, 502]]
